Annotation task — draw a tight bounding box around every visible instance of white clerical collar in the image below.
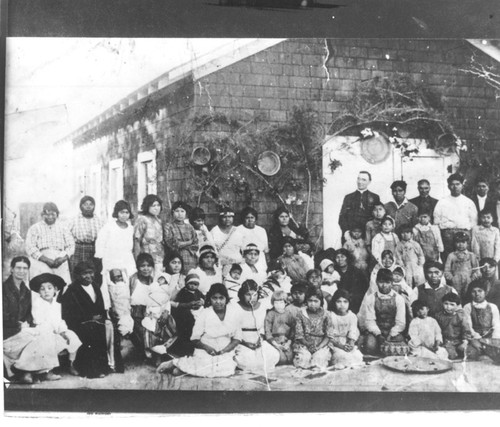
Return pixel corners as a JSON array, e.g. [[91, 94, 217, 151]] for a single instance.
[[357, 189, 367, 194]]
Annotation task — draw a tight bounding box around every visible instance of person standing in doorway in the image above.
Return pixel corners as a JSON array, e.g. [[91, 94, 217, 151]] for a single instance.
[[339, 171, 381, 241]]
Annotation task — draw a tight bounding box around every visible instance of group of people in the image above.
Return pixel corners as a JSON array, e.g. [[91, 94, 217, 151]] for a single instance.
[[3, 170, 500, 383]]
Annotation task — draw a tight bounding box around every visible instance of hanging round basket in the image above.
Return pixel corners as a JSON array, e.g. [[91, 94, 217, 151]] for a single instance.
[[257, 151, 281, 176], [191, 146, 211, 165], [360, 131, 391, 164]]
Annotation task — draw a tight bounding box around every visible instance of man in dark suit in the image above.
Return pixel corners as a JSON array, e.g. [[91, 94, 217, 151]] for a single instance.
[[470, 177, 498, 227], [409, 179, 438, 221], [339, 171, 381, 237]]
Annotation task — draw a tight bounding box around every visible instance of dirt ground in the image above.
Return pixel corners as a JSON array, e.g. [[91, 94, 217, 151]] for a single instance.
[[5, 338, 500, 392]]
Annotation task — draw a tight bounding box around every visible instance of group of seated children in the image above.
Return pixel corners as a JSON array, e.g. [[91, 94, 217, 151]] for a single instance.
[[100, 237, 499, 375]]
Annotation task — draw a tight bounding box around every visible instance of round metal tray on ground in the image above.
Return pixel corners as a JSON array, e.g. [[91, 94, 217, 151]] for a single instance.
[[382, 356, 453, 374]]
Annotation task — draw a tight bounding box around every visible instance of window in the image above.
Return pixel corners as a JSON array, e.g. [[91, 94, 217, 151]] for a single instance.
[[137, 150, 157, 207], [108, 158, 124, 216]]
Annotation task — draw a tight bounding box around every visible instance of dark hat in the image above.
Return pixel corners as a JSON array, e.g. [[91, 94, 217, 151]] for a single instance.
[[29, 273, 66, 292]]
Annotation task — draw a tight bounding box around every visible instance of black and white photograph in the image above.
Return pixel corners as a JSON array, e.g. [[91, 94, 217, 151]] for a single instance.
[[2, 0, 500, 418]]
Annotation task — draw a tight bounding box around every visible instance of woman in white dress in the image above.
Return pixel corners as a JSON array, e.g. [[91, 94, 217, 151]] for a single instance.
[[95, 200, 136, 309], [234, 206, 269, 272], [233, 279, 280, 373], [156, 283, 241, 378]]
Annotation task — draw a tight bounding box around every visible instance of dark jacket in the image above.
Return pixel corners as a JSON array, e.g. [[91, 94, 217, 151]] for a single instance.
[[470, 194, 498, 227], [2, 275, 33, 340], [339, 190, 381, 234], [409, 195, 438, 220], [330, 265, 369, 314]]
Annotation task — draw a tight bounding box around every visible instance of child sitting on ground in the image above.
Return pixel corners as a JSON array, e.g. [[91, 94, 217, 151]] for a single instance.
[[170, 273, 205, 357], [30, 273, 82, 377], [408, 300, 448, 359], [287, 281, 308, 317], [463, 281, 500, 360], [319, 260, 340, 303], [278, 237, 310, 283], [435, 292, 474, 360], [444, 232, 481, 300], [328, 289, 364, 369], [343, 226, 369, 273], [293, 287, 334, 370], [267, 260, 293, 295], [368, 250, 401, 295], [224, 263, 243, 296], [264, 289, 296, 365], [413, 210, 444, 263], [471, 209, 500, 264], [358, 269, 407, 356], [296, 240, 315, 271], [371, 215, 400, 266], [107, 269, 134, 337], [395, 225, 426, 288]]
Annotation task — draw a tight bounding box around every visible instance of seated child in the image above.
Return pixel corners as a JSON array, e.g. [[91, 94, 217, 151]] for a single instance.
[[267, 260, 292, 294], [224, 263, 243, 296], [293, 287, 334, 369], [264, 289, 296, 365], [471, 209, 500, 263], [358, 269, 407, 356], [319, 260, 340, 303], [368, 250, 400, 295], [343, 226, 369, 273], [371, 215, 400, 266], [411, 261, 458, 318], [286, 281, 308, 317], [435, 292, 474, 360], [239, 243, 267, 286], [408, 300, 448, 359], [395, 225, 426, 288], [391, 266, 413, 325], [463, 281, 500, 360], [107, 269, 134, 337], [328, 289, 364, 369], [30, 273, 82, 377], [170, 273, 205, 356], [296, 240, 315, 271], [444, 231, 481, 300], [413, 210, 444, 263], [278, 237, 310, 283]]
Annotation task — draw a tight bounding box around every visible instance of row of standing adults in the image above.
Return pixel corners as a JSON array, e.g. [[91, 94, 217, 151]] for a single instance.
[[339, 171, 498, 262]]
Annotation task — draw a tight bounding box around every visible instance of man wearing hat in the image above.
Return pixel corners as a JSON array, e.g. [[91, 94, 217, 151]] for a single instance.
[[25, 202, 75, 284], [69, 195, 104, 276], [433, 173, 478, 262], [410, 261, 457, 318]]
